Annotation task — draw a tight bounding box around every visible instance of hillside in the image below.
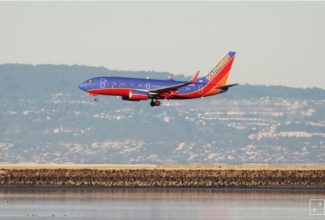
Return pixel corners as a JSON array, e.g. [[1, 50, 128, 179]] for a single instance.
[[0, 64, 324, 164]]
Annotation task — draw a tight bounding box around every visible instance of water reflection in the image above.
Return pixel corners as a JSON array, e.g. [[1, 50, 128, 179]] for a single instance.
[[1, 189, 324, 220]]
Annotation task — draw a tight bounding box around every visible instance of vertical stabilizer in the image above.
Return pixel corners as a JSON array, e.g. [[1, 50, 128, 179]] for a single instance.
[[200, 51, 236, 96]]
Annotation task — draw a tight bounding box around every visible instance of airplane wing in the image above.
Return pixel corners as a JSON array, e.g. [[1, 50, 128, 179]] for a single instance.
[[149, 71, 200, 95]]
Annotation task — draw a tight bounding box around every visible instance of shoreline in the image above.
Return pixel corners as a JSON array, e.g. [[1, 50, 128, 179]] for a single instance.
[[1, 185, 325, 191], [1, 163, 325, 170]]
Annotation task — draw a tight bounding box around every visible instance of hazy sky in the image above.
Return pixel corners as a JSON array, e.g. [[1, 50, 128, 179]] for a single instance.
[[1, 2, 325, 88]]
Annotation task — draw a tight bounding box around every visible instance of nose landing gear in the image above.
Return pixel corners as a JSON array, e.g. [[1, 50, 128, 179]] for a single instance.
[[94, 97, 99, 102], [150, 100, 161, 107]]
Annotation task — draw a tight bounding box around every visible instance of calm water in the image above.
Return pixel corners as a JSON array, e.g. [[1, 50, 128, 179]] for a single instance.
[[0, 188, 325, 220]]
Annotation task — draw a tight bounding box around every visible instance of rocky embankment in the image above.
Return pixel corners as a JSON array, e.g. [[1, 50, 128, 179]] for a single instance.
[[1, 168, 325, 188]]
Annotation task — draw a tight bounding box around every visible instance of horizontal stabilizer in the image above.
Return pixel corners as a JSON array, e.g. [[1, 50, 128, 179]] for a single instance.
[[215, 83, 238, 90]]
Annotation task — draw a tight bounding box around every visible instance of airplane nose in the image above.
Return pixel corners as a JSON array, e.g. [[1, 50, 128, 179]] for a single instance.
[[78, 83, 87, 91]]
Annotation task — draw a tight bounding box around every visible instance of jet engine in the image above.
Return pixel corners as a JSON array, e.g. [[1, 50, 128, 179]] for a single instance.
[[126, 90, 149, 101]]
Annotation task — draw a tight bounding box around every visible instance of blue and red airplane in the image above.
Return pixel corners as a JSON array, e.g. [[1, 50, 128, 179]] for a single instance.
[[79, 51, 237, 107]]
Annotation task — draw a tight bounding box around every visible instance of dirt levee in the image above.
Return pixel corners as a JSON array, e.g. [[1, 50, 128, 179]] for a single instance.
[[1, 164, 324, 188]]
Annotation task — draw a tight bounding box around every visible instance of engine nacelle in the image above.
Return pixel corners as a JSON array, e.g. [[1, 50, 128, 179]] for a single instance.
[[128, 90, 149, 101]]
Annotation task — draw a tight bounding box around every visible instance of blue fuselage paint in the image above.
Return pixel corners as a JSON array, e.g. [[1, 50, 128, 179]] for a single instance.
[[79, 77, 209, 98]]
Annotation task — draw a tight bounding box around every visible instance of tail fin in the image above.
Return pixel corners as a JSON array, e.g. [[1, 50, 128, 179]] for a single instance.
[[198, 51, 236, 96], [203, 51, 236, 86]]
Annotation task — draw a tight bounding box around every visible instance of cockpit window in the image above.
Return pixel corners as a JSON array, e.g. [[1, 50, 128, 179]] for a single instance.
[[86, 80, 94, 83]]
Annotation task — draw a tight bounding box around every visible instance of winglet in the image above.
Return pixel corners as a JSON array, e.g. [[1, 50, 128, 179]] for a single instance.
[[190, 71, 200, 83]]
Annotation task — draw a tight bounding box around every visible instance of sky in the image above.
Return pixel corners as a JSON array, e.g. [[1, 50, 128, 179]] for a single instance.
[[0, 2, 325, 89]]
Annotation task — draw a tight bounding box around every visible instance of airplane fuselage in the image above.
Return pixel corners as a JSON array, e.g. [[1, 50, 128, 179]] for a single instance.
[[78, 76, 223, 100]]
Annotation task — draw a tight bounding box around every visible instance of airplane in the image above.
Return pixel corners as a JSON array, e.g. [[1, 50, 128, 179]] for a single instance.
[[78, 51, 237, 107]]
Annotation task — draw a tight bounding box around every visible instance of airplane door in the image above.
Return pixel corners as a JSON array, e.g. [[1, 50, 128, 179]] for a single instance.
[[100, 78, 107, 88], [146, 83, 150, 90], [199, 85, 203, 97]]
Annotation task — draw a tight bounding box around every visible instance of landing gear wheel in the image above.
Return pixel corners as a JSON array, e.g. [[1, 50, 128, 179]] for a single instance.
[[154, 101, 161, 106], [150, 100, 161, 107], [94, 97, 99, 102]]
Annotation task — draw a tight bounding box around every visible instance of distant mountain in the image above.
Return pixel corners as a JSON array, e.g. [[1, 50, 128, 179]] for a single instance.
[[0, 64, 324, 164], [0, 64, 324, 100]]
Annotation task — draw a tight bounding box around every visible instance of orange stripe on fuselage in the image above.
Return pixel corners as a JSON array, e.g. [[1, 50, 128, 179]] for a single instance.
[[88, 84, 222, 100], [88, 86, 206, 100], [203, 71, 230, 96]]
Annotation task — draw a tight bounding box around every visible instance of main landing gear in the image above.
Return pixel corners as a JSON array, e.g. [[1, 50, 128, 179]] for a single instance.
[[150, 100, 161, 107]]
